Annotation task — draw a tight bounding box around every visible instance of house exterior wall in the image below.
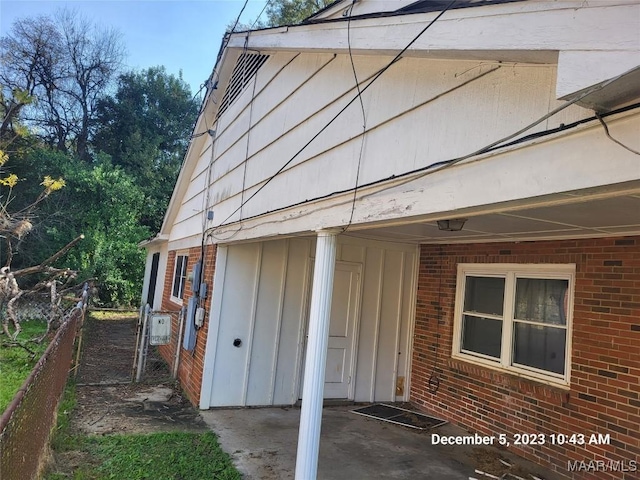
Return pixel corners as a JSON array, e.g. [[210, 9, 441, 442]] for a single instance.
[[203, 239, 309, 406], [200, 236, 418, 408], [171, 50, 640, 244], [412, 236, 640, 480], [158, 244, 217, 405]]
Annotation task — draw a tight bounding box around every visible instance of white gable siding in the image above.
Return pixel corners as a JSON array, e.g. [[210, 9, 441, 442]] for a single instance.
[[168, 49, 638, 245], [169, 134, 213, 244], [181, 53, 585, 240]]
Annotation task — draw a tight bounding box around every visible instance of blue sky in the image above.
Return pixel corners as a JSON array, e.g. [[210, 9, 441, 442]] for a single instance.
[[0, 0, 269, 94]]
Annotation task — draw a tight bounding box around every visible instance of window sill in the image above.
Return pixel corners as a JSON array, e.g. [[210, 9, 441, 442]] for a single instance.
[[450, 354, 570, 391], [169, 296, 184, 306]]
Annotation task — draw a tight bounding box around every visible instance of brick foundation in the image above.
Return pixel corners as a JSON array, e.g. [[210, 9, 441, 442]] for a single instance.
[[411, 237, 640, 479]]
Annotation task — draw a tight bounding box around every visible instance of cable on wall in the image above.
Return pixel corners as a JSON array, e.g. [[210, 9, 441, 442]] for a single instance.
[[209, 0, 458, 232], [201, 133, 217, 232], [412, 68, 639, 181], [211, 63, 499, 209], [342, 0, 367, 233], [192, 0, 254, 142], [595, 112, 639, 156], [192, 0, 253, 307], [238, 33, 259, 221], [428, 246, 444, 395], [206, 101, 640, 233]]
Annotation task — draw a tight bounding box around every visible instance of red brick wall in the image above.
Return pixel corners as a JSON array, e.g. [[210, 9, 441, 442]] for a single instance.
[[159, 244, 217, 405], [412, 237, 639, 480]]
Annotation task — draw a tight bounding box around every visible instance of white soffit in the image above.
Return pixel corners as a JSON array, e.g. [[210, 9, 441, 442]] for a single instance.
[[350, 193, 640, 244]]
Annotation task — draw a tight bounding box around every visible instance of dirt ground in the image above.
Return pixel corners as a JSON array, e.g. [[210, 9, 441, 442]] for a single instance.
[[47, 313, 207, 478], [72, 312, 207, 436]]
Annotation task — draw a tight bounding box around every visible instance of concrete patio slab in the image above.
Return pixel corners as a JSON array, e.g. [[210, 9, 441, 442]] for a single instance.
[[200, 405, 562, 480]]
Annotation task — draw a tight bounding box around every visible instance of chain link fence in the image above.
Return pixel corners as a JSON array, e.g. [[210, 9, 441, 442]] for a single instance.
[[0, 286, 88, 480], [133, 305, 184, 383]]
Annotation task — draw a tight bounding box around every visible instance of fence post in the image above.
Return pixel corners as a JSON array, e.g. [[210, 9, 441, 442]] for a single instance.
[[73, 283, 90, 380], [131, 305, 145, 381], [173, 306, 186, 379], [135, 304, 150, 382]]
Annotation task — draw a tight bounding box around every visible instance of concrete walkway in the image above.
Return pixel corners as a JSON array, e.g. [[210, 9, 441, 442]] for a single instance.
[[201, 405, 523, 480], [201, 405, 469, 479]]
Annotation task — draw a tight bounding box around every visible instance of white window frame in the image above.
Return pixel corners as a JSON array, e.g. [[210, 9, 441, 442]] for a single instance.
[[170, 253, 189, 304], [452, 263, 575, 388]]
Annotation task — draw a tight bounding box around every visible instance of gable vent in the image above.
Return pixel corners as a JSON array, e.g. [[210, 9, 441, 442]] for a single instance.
[[217, 53, 269, 118]]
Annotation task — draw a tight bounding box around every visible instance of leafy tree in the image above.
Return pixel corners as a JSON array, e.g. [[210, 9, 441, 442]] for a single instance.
[[0, 9, 124, 161], [0, 91, 66, 269], [265, 0, 334, 26], [0, 100, 79, 339], [9, 148, 150, 306], [227, 0, 333, 32], [1, 13, 197, 308], [0, 15, 56, 140], [63, 159, 150, 305], [93, 66, 199, 232]]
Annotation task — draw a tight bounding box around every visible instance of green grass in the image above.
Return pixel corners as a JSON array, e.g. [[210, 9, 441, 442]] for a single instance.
[[89, 432, 241, 480], [46, 385, 241, 480], [50, 382, 79, 451], [47, 431, 241, 480], [0, 320, 49, 412]]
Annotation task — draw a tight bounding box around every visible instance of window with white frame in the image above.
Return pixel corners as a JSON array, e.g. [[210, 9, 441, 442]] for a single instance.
[[171, 254, 189, 302], [452, 264, 574, 386]]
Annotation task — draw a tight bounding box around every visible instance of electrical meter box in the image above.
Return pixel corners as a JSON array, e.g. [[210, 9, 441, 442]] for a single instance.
[[149, 314, 171, 345]]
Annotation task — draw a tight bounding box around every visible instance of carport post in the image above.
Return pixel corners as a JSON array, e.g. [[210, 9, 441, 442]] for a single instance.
[[295, 229, 339, 480]]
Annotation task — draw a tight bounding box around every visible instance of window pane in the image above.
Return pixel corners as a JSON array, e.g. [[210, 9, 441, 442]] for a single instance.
[[464, 276, 505, 316], [513, 323, 566, 375], [172, 256, 185, 298], [180, 256, 188, 277], [515, 278, 568, 325], [461, 315, 502, 359]]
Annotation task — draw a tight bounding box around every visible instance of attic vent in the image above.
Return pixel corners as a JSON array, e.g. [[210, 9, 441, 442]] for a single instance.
[[217, 53, 269, 117]]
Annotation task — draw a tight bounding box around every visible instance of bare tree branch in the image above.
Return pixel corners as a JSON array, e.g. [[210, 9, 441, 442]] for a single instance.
[[12, 234, 84, 277]]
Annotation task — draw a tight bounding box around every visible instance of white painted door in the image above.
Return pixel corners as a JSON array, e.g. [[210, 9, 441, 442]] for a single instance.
[[301, 262, 361, 399]]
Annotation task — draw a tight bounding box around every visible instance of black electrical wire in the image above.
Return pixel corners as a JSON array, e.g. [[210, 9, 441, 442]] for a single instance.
[[229, 0, 250, 34], [595, 112, 640, 156], [252, 0, 272, 29], [343, 0, 367, 233], [210, 0, 458, 231], [239, 36, 259, 221], [191, 0, 253, 141], [428, 245, 444, 395]]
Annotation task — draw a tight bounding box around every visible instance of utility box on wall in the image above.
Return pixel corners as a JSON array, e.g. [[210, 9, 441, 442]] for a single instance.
[[150, 314, 172, 345]]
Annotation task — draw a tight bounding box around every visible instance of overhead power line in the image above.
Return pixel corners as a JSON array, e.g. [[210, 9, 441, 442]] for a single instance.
[[208, 101, 640, 232], [209, 0, 458, 232]]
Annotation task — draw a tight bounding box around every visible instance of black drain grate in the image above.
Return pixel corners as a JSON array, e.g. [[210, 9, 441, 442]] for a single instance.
[[351, 404, 447, 430]]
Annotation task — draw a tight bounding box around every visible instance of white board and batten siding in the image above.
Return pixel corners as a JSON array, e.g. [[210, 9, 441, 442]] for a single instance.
[[201, 236, 417, 408]]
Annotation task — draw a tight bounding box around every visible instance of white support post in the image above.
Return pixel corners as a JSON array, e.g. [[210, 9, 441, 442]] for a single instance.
[[295, 229, 339, 480]]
